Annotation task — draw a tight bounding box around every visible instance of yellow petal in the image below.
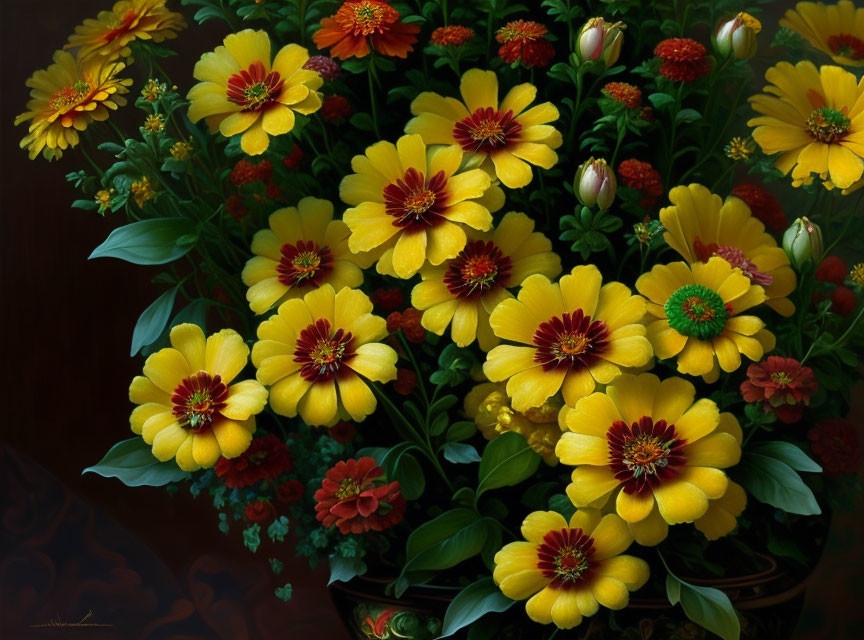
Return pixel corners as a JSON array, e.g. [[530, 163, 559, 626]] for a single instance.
[[262, 104, 295, 136], [298, 380, 338, 426], [675, 398, 720, 443], [525, 586, 558, 624], [653, 479, 709, 524], [336, 373, 377, 421], [490, 150, 533, 188], [347, 343, 398, 382], [590, 514, 633, 560], [152, 424, 188, 462], [591, 577, 630, 610], [426, 221, 466, 265], [212, 419, 254, 458], [191, 430, 222, 467], [629, 505, 669, 546], [550, 590, 584, 629], [269, 372, 312, 417], [143, 347, 191, 394], [508, 365, 566, 412], [223, 380, 268, 420], [460, 68, 498, 112], [597, 556, 650, 590], [565, 392, 622, 437], [205, 329, 249, 384], [240, 119, 270, 155], [567, 465, 619, 506], [392, 230, 427, 278], [555, 433, 609, 466], [499, 570, 548, 600], [615, 490, 655, 523], [169, 323, 207, 373]]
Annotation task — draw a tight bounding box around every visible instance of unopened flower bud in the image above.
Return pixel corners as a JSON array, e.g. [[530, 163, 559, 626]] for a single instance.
[[577, 18, 624, 68], [714, 12, 761, 60], [783, 217, 823, 269], [575, 158, 617, 210]]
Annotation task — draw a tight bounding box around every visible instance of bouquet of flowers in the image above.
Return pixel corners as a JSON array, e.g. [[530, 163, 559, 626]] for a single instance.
[[17, 0, 864, 638]]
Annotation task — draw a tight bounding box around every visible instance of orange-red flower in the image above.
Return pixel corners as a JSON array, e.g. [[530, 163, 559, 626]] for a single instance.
[[730, 184, 787, 232], [431, 25, 475, 47], [314, 457, 406, 534], [313, 0, 420, 60], [618, 159, 663, 208], [603, 82, 642, 110], [214, 433, 292, 488], [655, 37, 711, 82], [496, 20, 555, 67], [740, 356, 817, 423], [816, 256, 848, 284], [277, 479, 305, 504], [245, 499, 276, 522], [808, 418, 860, 475]]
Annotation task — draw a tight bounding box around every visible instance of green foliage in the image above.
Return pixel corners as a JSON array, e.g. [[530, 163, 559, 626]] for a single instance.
[[476, 432, 542, 502], [84, 438, 189, 487], [269, 557, 284, 575], [735, 452, 821, 516], [666, 571, 740, 640], [274, 583, 293, 602], [130, 284, 180, 356], [328, 554, 367, 585], [89, 218, 198, 265], [440, 578, 515, 638], [267, 516, 291, 543], [560, 206, 623, 260], [243, 524, 261, 553]]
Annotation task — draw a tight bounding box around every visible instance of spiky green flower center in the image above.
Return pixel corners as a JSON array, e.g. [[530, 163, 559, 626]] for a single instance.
[[665, 284, 729, 340], [807, 107, 850, 143]]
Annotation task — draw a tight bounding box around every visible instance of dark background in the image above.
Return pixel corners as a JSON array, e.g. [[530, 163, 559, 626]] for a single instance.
[[0, 1, 861, 638]]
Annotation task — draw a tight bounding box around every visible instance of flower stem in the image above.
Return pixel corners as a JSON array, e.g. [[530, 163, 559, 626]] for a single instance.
[[367, 56, 381, 138]]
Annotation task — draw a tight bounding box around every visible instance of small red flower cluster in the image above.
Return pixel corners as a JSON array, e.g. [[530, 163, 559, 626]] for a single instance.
[[329, 421, 357, 444], [813, 256, 857, 315], [430, 25, 475, 47], [740, 356, 818, 423], [655, 37, 711, 82], [393, 368, 418, 395], [603, 82, 642, 110], [808, 418, 860, 475], [321, 95, 352, 122], [283, 144, 304, 169], [245, 499, 276, 522], [303, 55, 342, 82], [387, 307, 426, 343], [731, 183, 787, 232], [215, 433, 293, 488], [314, 457, 406, 534], [371, 287, 405, 311], [226, 194, 249, 220], [495, 20, 555, 67], [618, 158, 664, 209], [277, 479, 305, 504], [230, 159, 273, 186]]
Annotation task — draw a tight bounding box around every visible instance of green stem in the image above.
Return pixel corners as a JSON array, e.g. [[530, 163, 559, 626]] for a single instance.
[[610, 120, 627, 167], [567, 68, 585, 149], [79, 146, 104, 178], [398, 332, 429, 408], [663, 83, 684, 187], [367, 57, 381, 138]]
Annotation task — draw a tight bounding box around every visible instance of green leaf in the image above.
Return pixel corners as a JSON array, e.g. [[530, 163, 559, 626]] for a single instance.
[[736, 452, 821, 515], [267, 516, 290, 542], [675, 108, 702, 123], [71, 199, 98, 211], [749, 441, 822, 473], [243, 524, 261, 553], [648, 92, 675, 108], [446, 421, 476, 442], [349, 112, 375, 131], [274, 583, 293, 601], [476, 432, 541, 501], [391, 452, 425, 500], [328, 554, 367, 585], [130, 284, 179, 356], [442, 442, 481, 464], [83, 437, 189, 486], [439, 577, 515, 638], [666, 573, 740, 640], [89, 218, 198, 265]]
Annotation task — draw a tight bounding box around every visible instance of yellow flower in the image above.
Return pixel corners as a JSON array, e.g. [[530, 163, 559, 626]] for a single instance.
[[340, 134, 503, 279], [95, 188, 114, 213], [170, 138, 194, 160], [660, 184, 797, 317], [636, 257, 775, 382], [405, 68, 562, 189], [141, 77, 168, 101], [464, 382, 563, 465], [483, 265, 652, 412], [15, 51, 132, 160], [724, 136, 756, 160], [129, 324, 268, 471], [781, 1, 864, 67], [143, 113, 165, 133], [748, 60, 864, 189], [494, 509, 648, 630], [556, 373, 742, 546], [241, 197, 375, 315], [130, 176, 155, 206], [251, 285, 398, 426], [66, 0, 186, 62], [851, 262, 864, 285], [411, 211, 561, 350], [187, 29, 322, 155]]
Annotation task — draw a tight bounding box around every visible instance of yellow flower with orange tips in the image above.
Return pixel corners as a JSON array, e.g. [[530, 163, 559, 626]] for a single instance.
[[556, 373, 742, 546], [660, 184, 797, 317], [15, 51, 132, 160], [748, 60, 864, 189], [483, 265, 653, 413], [241, 197, 375, 315], [464, 382, 563, 465], [340, 134, 504, 279], [411, 211, 561, 350], [493, 509, 649, 629], [781, 1, 864, 67], [405, 68, 562, 189], [65, 0, 186, 62], [129, 324, 268, 471], [636, 257, 776, 383], [251, 285, 398, 427], [187, 29, 322, 156]]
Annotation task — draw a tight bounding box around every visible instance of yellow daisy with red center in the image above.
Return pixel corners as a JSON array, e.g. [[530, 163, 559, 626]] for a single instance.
[[242, 197, 375, 315], [405, 69, 562, 189], [65, 0, 186, 62], [483, 265, 653, 413], [781, 1, 864, 67], [15, 51, 131, 160], [636, 257, 776, 382], [556, 373, 743, 545], [340, 134, 504, 279], [251, 285, 398, 426], [187, 29, 322, 155], [411, 211, 561, 350], [660, 184, 797, 317], [494, 509, 649, 629], [129, 324, 269, 471]]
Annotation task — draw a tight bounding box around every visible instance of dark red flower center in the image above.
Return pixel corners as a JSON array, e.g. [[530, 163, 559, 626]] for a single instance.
[[828, 33, 864, 60], [443, 240, 512, 298], [537, 527, 596, 589], [532, 310, 609, 371], [382, 167, 449, 229], [171, 371, 229, 432], [227, 61, 284, 112], [453, 107, 522, 154], [693, 238, 773, 286], [607, 416, 687, 495], [294, 318, 356, 382], [276, 240, 334, 289]]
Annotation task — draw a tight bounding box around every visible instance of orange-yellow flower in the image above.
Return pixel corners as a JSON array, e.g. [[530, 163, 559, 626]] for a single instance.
[[313, 0, 420, 60], [15, 51, 131, 160], [65, 0, 186, 62], [187, 29, 322, 155], [781, 1, 864, 67]]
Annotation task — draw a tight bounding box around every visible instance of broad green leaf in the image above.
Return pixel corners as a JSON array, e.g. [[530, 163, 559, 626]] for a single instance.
[[391, 452, 425, 500], [666, 574, 740, 640], [328, 554, 367, 585], [89, 218, 198, 265], [446, 421, 476, 442], [442, 442, 481, 464], [476, 432, 541, 500], [736, 452, 821, 515], [130, 284, 179, 356], [439, 578, 515, 638], [84, 437, 189, 486], [749, 441, 822, 473], [406, 508, 479, 560]]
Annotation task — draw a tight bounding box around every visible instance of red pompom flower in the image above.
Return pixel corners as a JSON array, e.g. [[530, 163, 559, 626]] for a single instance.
[[430, 25, 475, 47], [617, 158, 664, 209], [321, 94, 352, 121], [654, 37, 711, 82], [740, 356, 818, 423], [731, 183, 787, 232], [277, 479, 305, 504], [245, 499, 276, 522], [495, 20, 555, 67], [314, 457, 406, 534], [808, 418, 860, 475], [215, 434, 293, 489], [816, 256, 848, 285]]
